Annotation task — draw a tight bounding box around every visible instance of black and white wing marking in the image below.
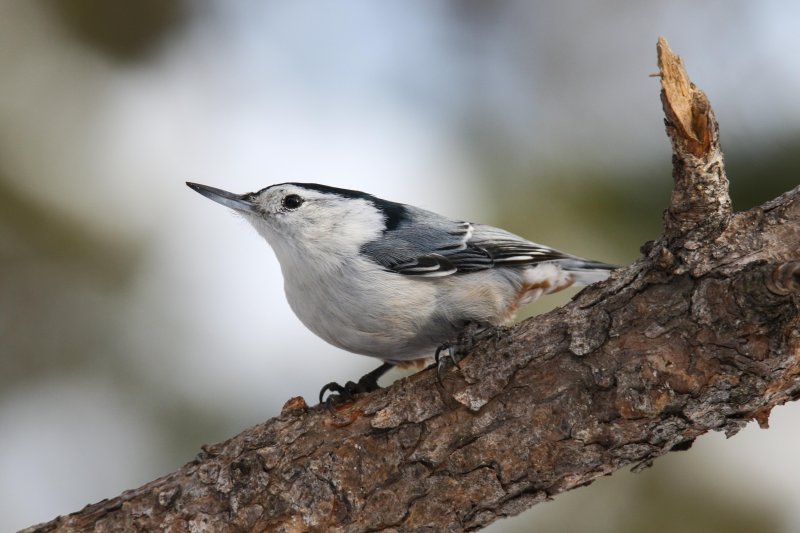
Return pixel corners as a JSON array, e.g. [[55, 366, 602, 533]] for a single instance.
[[360, 206, 573, 277], [361, 219, 482, 277]]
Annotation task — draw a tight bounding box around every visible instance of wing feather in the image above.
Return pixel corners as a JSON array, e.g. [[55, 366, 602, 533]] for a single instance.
[[360, 205, 572, 277]]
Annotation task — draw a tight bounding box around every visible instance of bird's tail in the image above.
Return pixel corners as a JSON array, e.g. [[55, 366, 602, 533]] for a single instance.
[[558, 258, 618, 285]]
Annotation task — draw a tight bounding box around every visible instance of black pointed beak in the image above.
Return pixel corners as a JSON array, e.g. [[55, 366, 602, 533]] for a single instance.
[[186, 182, 260, 214]]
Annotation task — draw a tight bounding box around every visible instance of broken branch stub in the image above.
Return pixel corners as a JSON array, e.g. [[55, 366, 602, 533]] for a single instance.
[[657, 36, 732, 241]]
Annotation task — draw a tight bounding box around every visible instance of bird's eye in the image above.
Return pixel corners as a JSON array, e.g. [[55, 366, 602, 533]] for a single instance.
[[282, 194, 304, 210]]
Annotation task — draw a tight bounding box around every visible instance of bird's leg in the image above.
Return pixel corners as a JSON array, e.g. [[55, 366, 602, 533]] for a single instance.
[[319, 362, 395, 407], [435, 321, 493, 386]]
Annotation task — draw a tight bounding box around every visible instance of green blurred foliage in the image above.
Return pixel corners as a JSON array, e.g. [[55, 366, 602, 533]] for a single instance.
[[0, 177, 135, 281], [0, 176, 135, 386], [481, 136, 800, 296], [619, 473, 781, 533], [725, 137, 800, 212], [42, 0, 187, 63], [494, 461, 782, 533]]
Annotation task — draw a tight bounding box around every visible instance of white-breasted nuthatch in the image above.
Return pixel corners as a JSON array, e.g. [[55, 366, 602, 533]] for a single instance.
[[187, 182, 616, 402]]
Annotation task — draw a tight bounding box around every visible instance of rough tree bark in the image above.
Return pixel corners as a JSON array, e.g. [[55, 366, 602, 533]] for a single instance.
[[25, 38, 800, 533]]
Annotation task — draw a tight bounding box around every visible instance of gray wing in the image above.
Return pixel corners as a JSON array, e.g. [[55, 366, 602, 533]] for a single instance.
[[360, 206, 572, 277]]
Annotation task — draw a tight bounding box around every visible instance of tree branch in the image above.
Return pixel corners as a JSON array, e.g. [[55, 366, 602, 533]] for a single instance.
[[26, 38, 800, 533]]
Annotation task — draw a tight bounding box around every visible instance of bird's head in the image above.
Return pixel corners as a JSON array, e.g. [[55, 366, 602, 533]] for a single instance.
[[187, 182, 406, 265]]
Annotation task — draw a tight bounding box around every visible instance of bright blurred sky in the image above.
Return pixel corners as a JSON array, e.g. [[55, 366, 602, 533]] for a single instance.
[[1, 1, 799, 531]]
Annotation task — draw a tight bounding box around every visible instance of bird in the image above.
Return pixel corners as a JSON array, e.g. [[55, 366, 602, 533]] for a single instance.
[[186, 181, 616, 403]]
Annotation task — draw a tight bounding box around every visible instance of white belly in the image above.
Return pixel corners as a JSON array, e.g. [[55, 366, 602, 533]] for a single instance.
[[283, 260, 442, 361], [280, 258, 555, 362]]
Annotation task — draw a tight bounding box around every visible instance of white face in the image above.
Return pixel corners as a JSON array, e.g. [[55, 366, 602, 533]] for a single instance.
[[242, 183, 386, 264]]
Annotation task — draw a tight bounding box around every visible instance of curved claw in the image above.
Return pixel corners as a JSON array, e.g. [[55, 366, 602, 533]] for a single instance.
[[319, 381, 355, 405], [435, 323, 495, 387], [435, 346, 445, 388], [435, 344, 463, 387], [321, 381, 359, 414]]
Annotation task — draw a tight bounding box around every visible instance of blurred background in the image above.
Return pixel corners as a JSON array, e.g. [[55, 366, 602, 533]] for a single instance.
[[1, 1, 799, 531]]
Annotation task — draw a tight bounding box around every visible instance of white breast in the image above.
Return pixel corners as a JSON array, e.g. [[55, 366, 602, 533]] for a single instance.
[[280, 254, 442, 361]]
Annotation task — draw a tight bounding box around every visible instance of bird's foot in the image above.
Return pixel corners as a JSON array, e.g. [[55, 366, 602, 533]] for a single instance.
[[319, 362, 393, 410], [434, 322, 494, 386]]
